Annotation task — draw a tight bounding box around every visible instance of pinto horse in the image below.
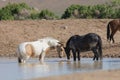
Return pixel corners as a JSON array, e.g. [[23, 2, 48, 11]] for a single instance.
[[16, 37, 64, 63], [107, 19, 120, 43], [64, 33, 102, 61]]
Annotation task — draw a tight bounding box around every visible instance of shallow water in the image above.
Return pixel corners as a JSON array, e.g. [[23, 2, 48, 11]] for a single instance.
[[0, 58, 120, 80]]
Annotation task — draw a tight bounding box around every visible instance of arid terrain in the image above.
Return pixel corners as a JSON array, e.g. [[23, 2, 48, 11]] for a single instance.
[[0, 19, 120, 58]]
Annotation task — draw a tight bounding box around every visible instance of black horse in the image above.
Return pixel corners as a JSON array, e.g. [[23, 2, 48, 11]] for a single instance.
[[64, 33, 102, 61]]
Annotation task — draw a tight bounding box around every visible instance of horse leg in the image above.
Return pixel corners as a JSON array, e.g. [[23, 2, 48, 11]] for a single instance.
[[23, 60, 26, 63], [72, 49, 76, 61], [77, 51, 80, 61], [93, 55, 96, 60], [18, 57, 22, 63], [92, 52, 96, 61], [40, 52, 46, 64], [20, 58, 26, 63], [110, 29, 118, 43], [39, 54, 42, 61], [18, 56, 26, 63], [92, 48, 98, 61]]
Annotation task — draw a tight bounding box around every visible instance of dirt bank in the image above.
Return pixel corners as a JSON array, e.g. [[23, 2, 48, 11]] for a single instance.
[[0, 19, 120, 58]]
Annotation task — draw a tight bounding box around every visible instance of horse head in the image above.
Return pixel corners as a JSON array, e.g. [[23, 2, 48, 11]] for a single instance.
[[56, 42, 65, 58], [38, 37, 65, 58]]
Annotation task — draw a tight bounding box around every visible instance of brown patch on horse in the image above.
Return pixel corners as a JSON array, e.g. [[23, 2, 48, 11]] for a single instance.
[[25, 44, 35, 57]]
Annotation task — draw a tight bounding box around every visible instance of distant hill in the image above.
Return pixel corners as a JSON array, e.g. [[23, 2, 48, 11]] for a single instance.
[[0, 0, 112, 16]]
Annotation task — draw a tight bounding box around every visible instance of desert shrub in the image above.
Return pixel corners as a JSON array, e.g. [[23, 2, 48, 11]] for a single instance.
[[114, 8, 120, 18], [61, 2, 120, 19], [0, 1, 119, 20], [39, 9, 58, 20], [0, 3, 31, 20], [61, 5, 80, 18], [0, 3, 58, 20], [78, 6, 93, 18], [30, 12, 39, 19], [0, 8, 14, 20], [91, 4, 115, 18]]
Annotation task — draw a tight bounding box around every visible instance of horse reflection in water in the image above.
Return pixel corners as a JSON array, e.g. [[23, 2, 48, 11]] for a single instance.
[[65, 61, 102, 71], [64, 33, 102, 61], [57, 59, 102, 72], [16, 37, 64, 63], [19, 62, 49, 77]]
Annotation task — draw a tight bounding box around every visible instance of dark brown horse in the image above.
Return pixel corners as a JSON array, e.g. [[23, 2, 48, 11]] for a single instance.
[[107, 19, 120, 43]]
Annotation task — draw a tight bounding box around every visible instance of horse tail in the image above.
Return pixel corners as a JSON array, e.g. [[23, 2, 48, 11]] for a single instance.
[[107, 22, 110, 41], [97, 36, 102, 60]]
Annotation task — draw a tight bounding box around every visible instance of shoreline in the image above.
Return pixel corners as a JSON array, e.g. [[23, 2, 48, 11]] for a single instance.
[[32, 69, 120, 80]]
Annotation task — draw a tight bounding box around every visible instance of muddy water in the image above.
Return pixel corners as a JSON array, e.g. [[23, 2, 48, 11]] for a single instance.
[[0, 58, 120, 80]]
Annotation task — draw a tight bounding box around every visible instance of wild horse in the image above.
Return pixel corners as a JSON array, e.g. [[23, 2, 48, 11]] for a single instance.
[[16, 37, 64, 63], [64, 33, 102, 61], [107, 19, 120, 43]]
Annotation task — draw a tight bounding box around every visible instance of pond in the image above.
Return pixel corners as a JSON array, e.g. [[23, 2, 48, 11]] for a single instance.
[[0, 58, 120, 80]]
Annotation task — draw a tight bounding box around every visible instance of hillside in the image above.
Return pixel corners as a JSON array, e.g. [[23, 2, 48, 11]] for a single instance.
[[0, 0, 112, 16]]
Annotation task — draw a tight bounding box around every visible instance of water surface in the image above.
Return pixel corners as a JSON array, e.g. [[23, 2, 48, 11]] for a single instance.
[[0, 58, 120, 80]]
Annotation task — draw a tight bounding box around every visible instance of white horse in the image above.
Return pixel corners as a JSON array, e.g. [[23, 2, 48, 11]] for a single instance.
[[16, 37, 64, 63]]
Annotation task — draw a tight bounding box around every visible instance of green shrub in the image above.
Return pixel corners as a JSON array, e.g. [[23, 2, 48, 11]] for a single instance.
[[0, 1, 119, 20], [39, 9, 58, 19], [30, 12, 39, 19], [0, 8, 14, 20], [0, 3, 58, 20], [61, 5, 80, 18], [61, 2, 120, 19], [0, 3, 31, 20]]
